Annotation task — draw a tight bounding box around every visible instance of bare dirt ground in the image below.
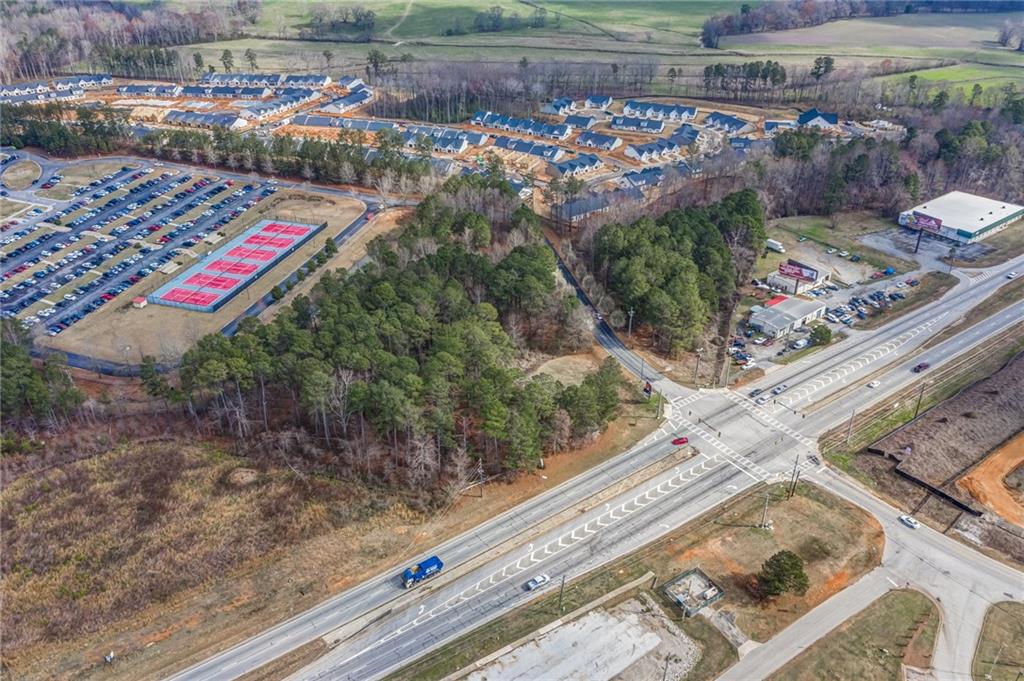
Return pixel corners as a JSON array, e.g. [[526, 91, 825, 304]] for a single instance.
[[527, 351, 601, 386], [958, 432, 1024, 526], [871, 353, 1024, 514], [5, 407, 661, 681], [36, 191, 364, 363]]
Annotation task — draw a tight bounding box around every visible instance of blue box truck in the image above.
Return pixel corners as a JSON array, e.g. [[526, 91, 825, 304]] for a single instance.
[[402, 556, 443, 588]]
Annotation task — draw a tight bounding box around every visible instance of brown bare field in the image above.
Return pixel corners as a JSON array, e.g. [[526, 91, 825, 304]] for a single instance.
[[527, 351, 601, 386], [5, 401, 661, 680], [870, 353, 1024, 515], [35, 191, 364, 363], [260, 207, 409, 320], [2, 159, 41, 190], [958, 432, 1024, 526]]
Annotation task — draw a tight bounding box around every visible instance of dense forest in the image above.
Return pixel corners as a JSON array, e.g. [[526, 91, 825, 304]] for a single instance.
[[0, 324, 83, 427], [131, 175, 620, 490], [0, 0, 262, 82], [586, 190, 765, 355], [701, 0, 1024, 47]]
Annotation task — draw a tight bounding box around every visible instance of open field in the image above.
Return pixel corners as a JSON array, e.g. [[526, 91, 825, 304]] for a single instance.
[[35, 191, 364, 363], [721, 12, 1014, 50], [972, 602, 1024, 681], [8, 389, 662, 681], [770, 589, 940, 681], [1, 159, 41, 190], [393, 482, 883, 680]]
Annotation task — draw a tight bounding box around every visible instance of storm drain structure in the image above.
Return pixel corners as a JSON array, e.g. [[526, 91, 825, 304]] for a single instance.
[[149, 218, 325, 312]]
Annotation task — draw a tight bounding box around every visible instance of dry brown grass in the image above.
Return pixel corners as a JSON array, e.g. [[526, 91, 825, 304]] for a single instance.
[[2, 160, 41, 190], [0, 442, 373, 659]]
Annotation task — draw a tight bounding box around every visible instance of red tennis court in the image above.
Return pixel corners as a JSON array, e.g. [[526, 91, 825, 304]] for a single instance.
[[160, 288, 219, 306], [185, 273, 241, 290], [207, 259, 259, 275], [227, 246, 277, 261], [263, 223, 312, 236], [245, 234, 294, 248]]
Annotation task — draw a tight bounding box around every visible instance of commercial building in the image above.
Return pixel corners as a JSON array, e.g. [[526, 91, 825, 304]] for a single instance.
[[899, 191, 1024, 244], [748, 295, 826, 338], [766, 258, 832, 295]]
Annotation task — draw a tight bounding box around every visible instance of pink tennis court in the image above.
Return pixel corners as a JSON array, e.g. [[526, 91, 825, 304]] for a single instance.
[[149, 219, 326, 312]]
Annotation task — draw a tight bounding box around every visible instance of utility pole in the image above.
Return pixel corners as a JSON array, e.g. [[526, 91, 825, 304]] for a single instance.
[[693, 347, 703, 386], [914, 381, 931, 419], [845, 408, 856, 445], [662, 657, 670, 681], [760, 491, 771, 529], [627, 308, 634, 338], [558, 575, 566, 612]]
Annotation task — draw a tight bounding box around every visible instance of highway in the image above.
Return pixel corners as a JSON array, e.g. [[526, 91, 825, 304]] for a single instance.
[[167, 249, 1024, 681]]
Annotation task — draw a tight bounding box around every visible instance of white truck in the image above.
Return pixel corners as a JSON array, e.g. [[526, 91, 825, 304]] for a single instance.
[[766, 238, 786, 253]]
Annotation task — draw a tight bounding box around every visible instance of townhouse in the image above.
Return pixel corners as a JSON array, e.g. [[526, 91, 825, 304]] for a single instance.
[[549, 153, 603, 178], [164, 109, 247, 130], [576, 131, 622, 152], [492, 135, 565, 161], [201, 72, 284, 88], [564, 114, 597, 130], [703, 111, 752, 134], [625, 137, 680, 163], [797, 107, 839, 130], [470, 111, 572, 141], [542, 97, 576, 116], [622, 100, 696, 122], [584, 95, 613, 110], [609, 116, 664, 134]]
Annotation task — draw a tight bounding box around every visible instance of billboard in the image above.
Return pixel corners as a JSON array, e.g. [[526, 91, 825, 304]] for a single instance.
[[912, 211, 942, 233], [778, 258, 819, 282]]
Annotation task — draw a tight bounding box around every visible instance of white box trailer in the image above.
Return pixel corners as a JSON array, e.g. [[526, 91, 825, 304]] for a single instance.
[[766, 238, 786, 253]]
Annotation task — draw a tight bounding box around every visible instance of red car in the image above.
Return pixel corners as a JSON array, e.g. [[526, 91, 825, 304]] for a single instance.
[[672, 436, 689, 446]]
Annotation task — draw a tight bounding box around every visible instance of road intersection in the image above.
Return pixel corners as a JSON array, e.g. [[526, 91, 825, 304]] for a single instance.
[[159, 238, 1024, 680]]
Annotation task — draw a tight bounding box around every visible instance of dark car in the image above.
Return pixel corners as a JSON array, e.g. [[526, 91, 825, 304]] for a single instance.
[[912, 362, 930, 373], [749, 388, 764, 398]]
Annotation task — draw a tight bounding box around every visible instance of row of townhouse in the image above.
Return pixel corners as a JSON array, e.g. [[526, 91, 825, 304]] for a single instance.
[[289, 114, 399, 133], [1, 88, 85, 105], [625, 137, 680, 163], [609, 116, 664, 134], [622, 100, 696, 122], [164, 109, 247, 130], [239, 92, 317, 121], [470, 111, 572, 141], [576, 130, 621, 152], [703, 111, 753, 134], [542, 95, 613, 114], [362, 147, 457, 176], [180, 85, 273, 99], [556, 187, 643, 225], [402, 125, 487, 154], [1, 74, 111, 98], [549, 153, 603, 178], [118, 83, 183, 97], [492, 135, 565, 162], [319, 84, 374, 114]]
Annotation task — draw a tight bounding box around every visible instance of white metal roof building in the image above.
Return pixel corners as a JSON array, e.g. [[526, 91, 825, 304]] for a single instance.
[[748, 296, 826, 338], [899, 191, 1024, 244]]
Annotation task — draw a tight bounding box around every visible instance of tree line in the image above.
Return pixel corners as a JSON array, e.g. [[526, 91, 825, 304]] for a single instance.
[[0, 102, 130, 156], [0, 0, 262, 83], [586, 190, 766, 355], [141, 176, 621, 488], [1, 323, 83, 429], [701, 0, 1024, 48]]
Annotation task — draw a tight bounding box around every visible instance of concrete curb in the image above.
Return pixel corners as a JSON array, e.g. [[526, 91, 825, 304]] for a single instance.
[[439, 571, 656, 681]]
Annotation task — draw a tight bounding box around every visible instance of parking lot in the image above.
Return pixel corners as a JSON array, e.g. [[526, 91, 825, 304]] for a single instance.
[[1, 158, 276, 338]]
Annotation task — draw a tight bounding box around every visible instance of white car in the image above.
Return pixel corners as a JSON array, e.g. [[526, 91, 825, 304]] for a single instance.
[[898, 514, 920, 529], [524, 574, 550, 591], [838, 250, 849, 257], [867, 380, 881, 388], [755, 395, 770, 405], [1008, 271, 1019, 279]]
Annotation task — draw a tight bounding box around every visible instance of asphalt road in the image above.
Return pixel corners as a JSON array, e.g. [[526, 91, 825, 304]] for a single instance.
[[165, 254, 1024, 681]]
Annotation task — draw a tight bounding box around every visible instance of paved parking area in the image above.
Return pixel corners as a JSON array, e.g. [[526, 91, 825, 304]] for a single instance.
[[1, 158, 275, 337]]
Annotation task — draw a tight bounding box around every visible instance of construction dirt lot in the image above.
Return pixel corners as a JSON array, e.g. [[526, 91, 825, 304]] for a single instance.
[[855, 352, 1024, 565], [35, 190, 364, 363]]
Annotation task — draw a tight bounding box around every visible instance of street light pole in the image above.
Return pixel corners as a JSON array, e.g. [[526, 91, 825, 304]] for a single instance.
[[693, 347, 703, 386], [627, 308, 634, 338]]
